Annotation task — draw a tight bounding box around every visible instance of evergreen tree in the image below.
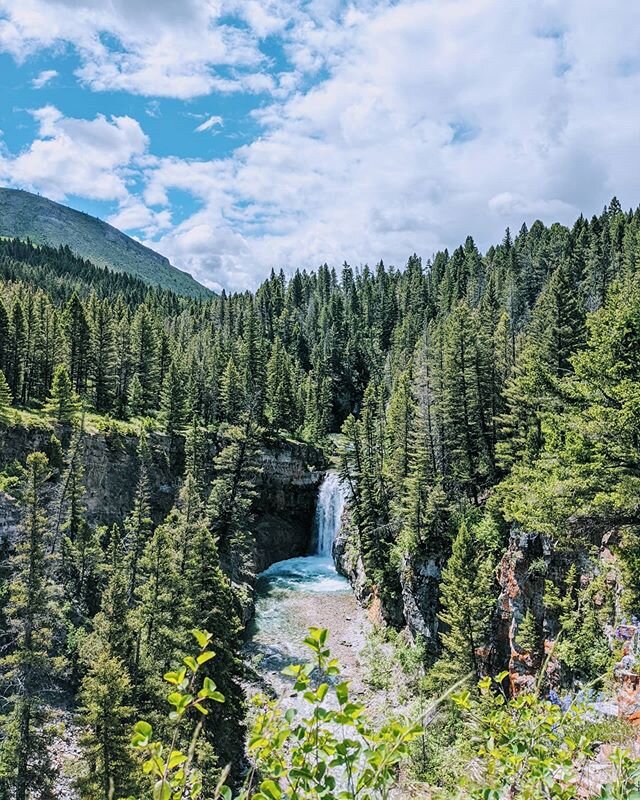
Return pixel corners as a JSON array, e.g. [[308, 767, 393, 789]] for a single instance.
[[0, 453, 57, 800], [438, 517, 497, 680], [160, 360, 185, 437], [77, 637, 136, 800], [129, 307, 158, 413], [127, 374, 145, 418], [384, 370, 414, 500], [136, 518, 182, 671], [442, 302, 491, 501], [219, 356, 243, 423], [45, 364, 80, 422], [183, 499, 245, 772], [77, 530, 137, 800], [58, 435, 103, 620], [207, 418, 260, 576], [8, 299, 26, 404], [265, 337, 295, 431], [91, 299, 116, 413], [124, 436, 154, 603], [0, 369, 13, 426], [64, 292, 92, 395], [0, 300, 10, 378]]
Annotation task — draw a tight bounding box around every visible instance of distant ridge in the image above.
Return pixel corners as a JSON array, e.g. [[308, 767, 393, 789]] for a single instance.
[[0, 187, 212, 298]]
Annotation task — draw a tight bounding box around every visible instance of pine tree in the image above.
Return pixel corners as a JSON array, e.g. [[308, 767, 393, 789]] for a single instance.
[[184, 415, 207, 496], [265, 337, 295, 431], [77, 531, 137, 800], [8, 299, 26, 404], [124, 436, 153, 603], [438, 517, 497, 679], [442, 302, 491, 500], [0, 369, 13, 426], [219, 356, 243, 423], [183, 500, 245, 773], [239, 301, 265, 418], [64, 292, 92, 395], [45, 364, 80, 422], [127, 374, 145, 418], [160, 360, 185, 437], [497, 263, 585, 469], [129, 306, 158, 414], [77, 637, 136, 800], [91, 299, 116, 413], [207, 418, 260, 576], [0, 299, 10, 378], [136, 518, 182, 670], [384, 370, 414, 500], [398, 354, 449, 556], [58, 435, 103, 620], [0, 453, 57, 800]]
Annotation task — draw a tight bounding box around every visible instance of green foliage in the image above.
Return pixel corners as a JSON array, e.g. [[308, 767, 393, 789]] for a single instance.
[[132, 628, 421, 800], [515, 609, 540, 654], [0, 368, 13, 425], [451, 676, 640, 800], [45, 364, 81, 422], [0, 452, 59, 800], [160, 360, 186, 437], [77, 636, 137, 800], [130, 629, 228, 800], [437, 516, 498, 680]]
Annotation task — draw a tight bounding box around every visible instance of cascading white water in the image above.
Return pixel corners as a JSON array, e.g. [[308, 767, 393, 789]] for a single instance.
[[312, 472, 345, 557], [248, 470, 349, 669]]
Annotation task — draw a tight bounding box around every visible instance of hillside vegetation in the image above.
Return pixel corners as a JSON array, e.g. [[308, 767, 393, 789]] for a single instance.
[[1, 198, 640, 797], [0, 188, 211, 298]]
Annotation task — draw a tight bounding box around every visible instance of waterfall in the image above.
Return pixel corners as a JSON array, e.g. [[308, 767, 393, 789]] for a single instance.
[[312, 472, 345, 558]]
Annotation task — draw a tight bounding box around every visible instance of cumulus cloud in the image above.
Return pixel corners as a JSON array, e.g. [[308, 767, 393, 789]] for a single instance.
[[2, 0, 640, 292], [0, 106, 148, 201], [132, 0, 640, 289], [194, 115, 223, 133], [0, 0, 297, 98], [31, 69, 57, 88]]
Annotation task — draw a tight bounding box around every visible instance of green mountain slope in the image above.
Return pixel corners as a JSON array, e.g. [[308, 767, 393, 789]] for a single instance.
[[0, 187, 211, 298]]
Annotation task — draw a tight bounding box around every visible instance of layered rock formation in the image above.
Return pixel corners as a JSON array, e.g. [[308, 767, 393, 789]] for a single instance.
[[0, 423, 325, 606]]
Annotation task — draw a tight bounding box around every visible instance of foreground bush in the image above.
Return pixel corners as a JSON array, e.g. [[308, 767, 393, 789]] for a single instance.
[[129, 632, 640, 800]]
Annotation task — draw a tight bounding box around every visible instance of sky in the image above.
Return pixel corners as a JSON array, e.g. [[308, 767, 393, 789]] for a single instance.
[[1, 1, 639, 292]]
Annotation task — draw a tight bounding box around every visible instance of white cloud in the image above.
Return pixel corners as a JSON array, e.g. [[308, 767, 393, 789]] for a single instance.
[[0, 106, 148, 201], [0, 0, 266, 98], [194, 115, 223, 133], [31, 69, 58, 88], [107, 197, 171, 236], [3, 0, 640, 293], [136, 0, 640, 290]]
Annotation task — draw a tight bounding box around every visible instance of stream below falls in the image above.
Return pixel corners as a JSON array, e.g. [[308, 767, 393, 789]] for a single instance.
[[245, 472, 371, 701]]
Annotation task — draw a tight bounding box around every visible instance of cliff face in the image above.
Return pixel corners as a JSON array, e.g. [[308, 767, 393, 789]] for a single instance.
[[0, 424, 324, 592], [334, 501, 444, 638], [335, 498, 640, 718]]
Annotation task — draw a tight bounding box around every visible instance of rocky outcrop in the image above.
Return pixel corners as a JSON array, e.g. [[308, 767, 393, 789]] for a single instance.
[[334, 500, 444, 638], [495, 527, 550, 693], [252, 442, 326, 571], [334, 505, 372, 608], [0, 423, 325, 591], [0, 490, 20, 545], [398, 554, 443, 644]]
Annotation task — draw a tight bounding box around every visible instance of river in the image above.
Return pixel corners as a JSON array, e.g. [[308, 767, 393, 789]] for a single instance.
[[245, 472, 371, 700]]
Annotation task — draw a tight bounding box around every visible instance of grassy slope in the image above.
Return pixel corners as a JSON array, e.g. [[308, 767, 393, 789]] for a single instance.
[[0, 187, 212, 298]]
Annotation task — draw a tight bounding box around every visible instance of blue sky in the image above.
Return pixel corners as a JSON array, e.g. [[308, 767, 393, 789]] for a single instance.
[[1, 1, 640, 291]]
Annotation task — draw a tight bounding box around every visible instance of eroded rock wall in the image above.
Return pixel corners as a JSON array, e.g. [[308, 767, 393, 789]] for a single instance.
[[0, 424, 324, 592]]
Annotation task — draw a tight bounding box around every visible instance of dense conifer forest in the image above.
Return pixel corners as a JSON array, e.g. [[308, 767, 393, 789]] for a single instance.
[[1, 197, 640, 797]]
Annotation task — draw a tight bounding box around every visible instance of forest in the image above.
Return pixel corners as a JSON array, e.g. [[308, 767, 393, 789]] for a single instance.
[[1, 196, 640, 798]]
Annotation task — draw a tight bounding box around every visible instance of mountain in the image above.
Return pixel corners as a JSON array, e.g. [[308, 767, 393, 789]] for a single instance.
[[0, 187, 211, 298]]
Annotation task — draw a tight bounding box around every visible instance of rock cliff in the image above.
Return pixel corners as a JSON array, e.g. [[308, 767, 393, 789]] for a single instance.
[[0, 423, 325, 600]]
